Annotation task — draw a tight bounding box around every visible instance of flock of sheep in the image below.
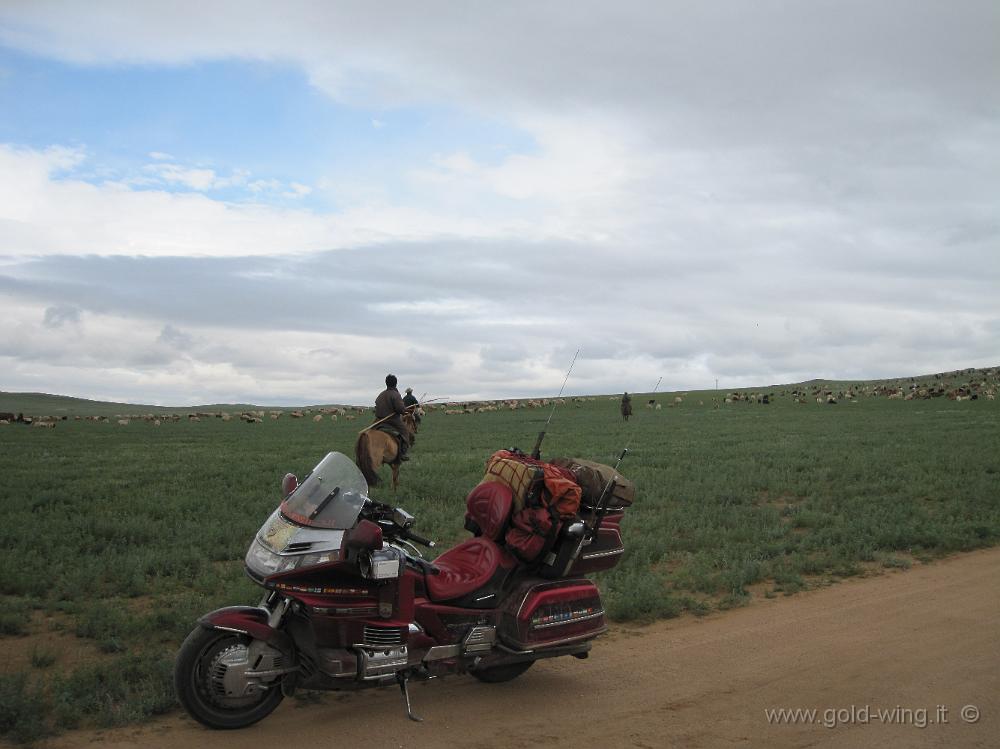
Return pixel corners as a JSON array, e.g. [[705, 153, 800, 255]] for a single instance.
[[2, 367, 996, 429]]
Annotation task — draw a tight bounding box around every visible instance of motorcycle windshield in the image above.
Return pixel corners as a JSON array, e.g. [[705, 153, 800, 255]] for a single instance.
[[280, 452, 369, 529]]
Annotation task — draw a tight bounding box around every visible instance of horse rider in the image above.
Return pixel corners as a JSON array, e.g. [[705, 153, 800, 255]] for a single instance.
[[375, 374, 412, 461], [402, 387, 421, 424], [621, 391, 632, 421]]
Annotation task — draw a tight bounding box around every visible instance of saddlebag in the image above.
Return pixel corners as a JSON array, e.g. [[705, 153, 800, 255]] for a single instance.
[[499, 578, 607, 650], [567, 511, 626, 575]]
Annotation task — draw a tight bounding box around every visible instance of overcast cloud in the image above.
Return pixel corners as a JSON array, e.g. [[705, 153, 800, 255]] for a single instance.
[[0, 1, 997, 405]]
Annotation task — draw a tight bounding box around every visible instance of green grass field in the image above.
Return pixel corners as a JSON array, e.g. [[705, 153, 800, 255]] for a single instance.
[[1, 372, 998, 742]]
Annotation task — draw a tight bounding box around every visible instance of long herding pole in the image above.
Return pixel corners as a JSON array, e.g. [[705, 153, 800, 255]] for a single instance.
[[358, 396, 448, 434], [531, 348, 580, 459]]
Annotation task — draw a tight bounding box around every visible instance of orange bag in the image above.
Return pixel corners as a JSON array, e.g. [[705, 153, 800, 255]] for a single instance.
[[485, 450, 581, 519]]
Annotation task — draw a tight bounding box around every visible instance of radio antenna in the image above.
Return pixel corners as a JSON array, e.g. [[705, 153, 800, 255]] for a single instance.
[[588, 375, 662, 537], [531, 348, 580, 459], [621, 376, 661, 455]]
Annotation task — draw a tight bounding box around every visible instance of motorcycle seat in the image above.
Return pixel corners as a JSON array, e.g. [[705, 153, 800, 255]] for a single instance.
[[425, 537, 510, 603]]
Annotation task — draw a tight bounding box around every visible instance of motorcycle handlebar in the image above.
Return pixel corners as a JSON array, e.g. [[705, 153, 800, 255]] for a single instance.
[[401, 528, 436, 548], [366, 503, 434, 547]]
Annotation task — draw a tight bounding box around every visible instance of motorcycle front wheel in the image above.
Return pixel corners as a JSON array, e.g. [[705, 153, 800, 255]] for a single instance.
[[174, 626, 285, 729]]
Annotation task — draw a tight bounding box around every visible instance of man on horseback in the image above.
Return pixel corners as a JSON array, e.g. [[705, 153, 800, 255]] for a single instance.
[[402, 387, 421, 425], [374, 374, 413, 461]]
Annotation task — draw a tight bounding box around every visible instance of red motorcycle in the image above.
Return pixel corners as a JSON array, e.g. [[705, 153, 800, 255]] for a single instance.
[[174, 450, 629, 728]]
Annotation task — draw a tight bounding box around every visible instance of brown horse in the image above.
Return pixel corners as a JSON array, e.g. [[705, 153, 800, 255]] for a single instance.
[[354, 410, 418, 491]]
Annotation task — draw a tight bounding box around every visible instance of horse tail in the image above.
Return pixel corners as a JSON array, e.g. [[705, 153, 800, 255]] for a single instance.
[[354, 431, 380, 486]]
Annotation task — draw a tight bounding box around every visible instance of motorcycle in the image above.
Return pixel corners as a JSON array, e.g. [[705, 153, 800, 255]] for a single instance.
[[173, 450, 629, 728]]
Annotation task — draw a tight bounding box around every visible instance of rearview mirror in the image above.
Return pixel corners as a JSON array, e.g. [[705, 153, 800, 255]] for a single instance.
[[393, 507, 415, 529]]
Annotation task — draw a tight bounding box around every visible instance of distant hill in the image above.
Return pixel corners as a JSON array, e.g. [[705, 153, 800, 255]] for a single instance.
[[0, 392, 354, 418], [1, 365, 996, 417]]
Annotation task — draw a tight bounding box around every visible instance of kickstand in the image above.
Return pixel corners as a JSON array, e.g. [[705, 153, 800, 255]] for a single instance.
[[397, 673, 422, 722]]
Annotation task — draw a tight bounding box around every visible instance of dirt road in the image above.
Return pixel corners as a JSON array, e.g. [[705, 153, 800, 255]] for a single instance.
[[29, 548, 1000, 749]]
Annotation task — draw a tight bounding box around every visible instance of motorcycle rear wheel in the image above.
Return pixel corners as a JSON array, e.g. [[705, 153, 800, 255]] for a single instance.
[[174, 626, 285, 729], [470, 660, 534, 683]]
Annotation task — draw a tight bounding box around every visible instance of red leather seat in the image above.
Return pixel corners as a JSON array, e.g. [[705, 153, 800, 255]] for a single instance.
[[426, 537, 506, 603]]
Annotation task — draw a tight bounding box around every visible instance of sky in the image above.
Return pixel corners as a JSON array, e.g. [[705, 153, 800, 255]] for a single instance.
[[0, 1, 997, 406]]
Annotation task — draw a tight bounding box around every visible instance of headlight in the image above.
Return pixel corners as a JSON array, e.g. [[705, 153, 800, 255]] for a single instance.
[[246, 539, 286, 576], [245, 539, 334, 578]]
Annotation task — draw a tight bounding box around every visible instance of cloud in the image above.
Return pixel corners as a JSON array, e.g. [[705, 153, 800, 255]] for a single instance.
[[0, 2, 997, 403], [157, 324, 193, 350], [42, 304, 81, 328], [141, 162, 250, 192], [2, 236, 997, 404], [0, 144, 545, 258]]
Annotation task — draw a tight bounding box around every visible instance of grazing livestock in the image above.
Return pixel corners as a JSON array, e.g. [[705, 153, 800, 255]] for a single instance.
[[313, 414, 323, 422], [33, 421, 56, 428], [117, 419, 129, 426], [354, 410, 419, 491]]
